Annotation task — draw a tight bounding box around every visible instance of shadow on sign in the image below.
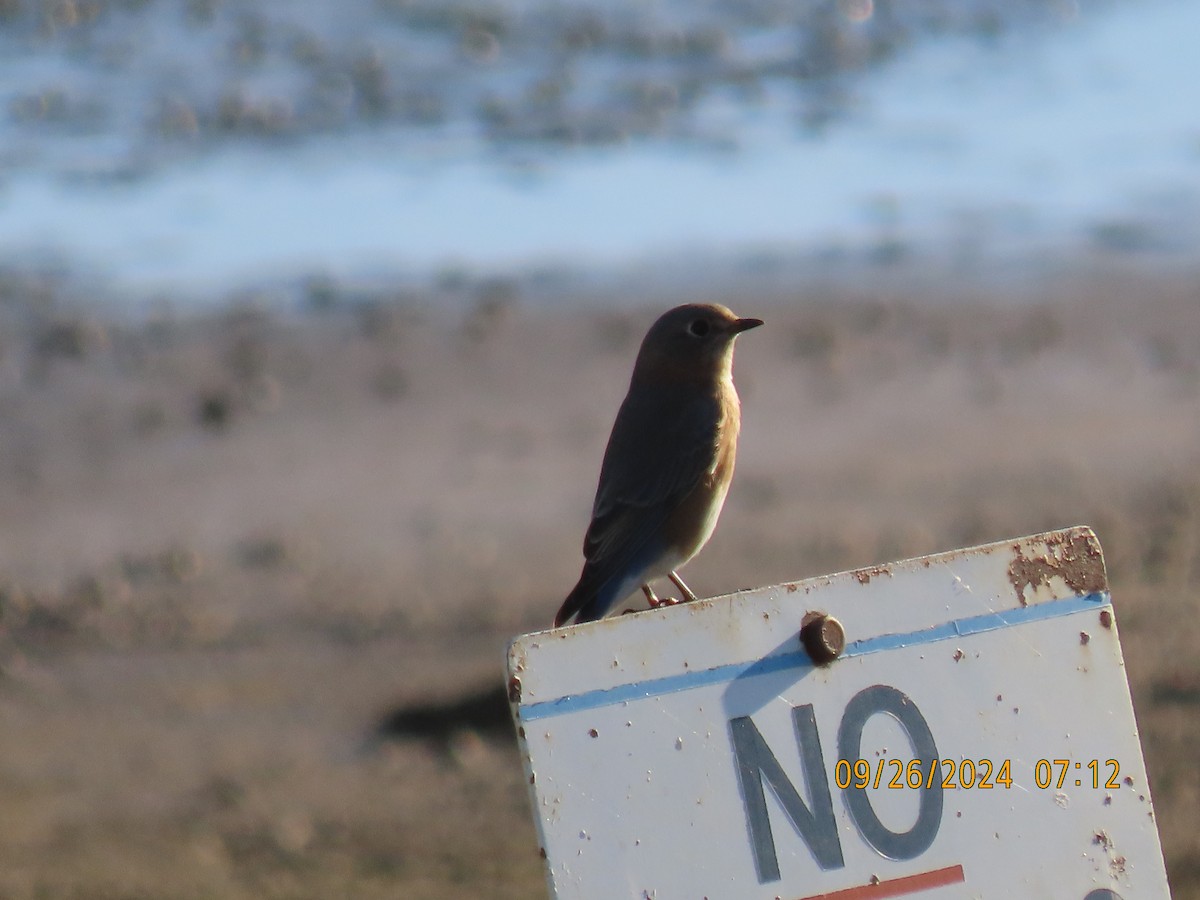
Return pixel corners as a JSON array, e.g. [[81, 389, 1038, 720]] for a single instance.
[[721, 633, 816, 718]]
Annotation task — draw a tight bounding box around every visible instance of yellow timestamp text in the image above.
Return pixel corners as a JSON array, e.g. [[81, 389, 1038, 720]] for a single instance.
[[833, 758, 1123, 791], [1032, 758, 1122, 790]]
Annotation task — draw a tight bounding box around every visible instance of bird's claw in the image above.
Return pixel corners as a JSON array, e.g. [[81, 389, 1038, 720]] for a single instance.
[[646, 595, 681, 609]]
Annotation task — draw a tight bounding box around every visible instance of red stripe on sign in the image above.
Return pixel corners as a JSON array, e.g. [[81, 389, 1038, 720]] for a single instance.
[[796, 864, 966, 900]]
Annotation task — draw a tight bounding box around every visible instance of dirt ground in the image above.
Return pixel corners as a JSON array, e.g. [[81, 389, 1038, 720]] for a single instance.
[[0, 261, 1197, 897]]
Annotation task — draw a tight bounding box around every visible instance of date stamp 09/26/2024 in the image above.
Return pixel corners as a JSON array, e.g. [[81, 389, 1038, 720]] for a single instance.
[[834, 757, 1126, 792]]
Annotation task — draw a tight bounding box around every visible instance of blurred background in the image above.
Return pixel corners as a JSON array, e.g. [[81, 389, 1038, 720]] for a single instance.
[[0, 0, 1197, 896]]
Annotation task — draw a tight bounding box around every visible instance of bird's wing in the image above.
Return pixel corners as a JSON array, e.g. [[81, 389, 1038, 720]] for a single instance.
[[582, 385, 721, 565]]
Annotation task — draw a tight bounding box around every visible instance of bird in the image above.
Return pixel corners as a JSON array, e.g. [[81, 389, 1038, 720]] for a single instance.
[[554, 303, 762, 627]]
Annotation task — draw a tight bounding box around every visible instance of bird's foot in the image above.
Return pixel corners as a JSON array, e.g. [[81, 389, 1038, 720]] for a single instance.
[[642, 584, 680, 609], [668, 571, 700, 604]]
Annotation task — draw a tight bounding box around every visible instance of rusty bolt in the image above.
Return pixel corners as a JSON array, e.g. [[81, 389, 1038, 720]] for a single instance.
[[1080, 631, 1090, 645], [1099, 609, 1112, 629], [800, 612, 845, 665]]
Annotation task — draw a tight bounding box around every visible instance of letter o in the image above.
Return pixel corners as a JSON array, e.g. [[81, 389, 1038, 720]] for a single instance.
[[836, 685, 943, 860]]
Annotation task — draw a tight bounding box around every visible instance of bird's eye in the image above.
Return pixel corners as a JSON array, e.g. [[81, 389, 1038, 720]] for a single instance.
[[687, 319, 710, 337]]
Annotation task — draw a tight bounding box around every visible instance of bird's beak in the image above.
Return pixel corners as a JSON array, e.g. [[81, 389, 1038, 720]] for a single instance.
[[731, 317, 764, 333]]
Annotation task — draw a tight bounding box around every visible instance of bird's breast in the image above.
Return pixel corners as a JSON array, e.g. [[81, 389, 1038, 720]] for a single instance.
[[664, 381, 741, 563]]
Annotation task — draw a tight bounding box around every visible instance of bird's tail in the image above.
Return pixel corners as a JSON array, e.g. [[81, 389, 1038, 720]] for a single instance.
[[555, 547, 657, 626], [554, 580, 590, 628], [555, 567, 627, 627]]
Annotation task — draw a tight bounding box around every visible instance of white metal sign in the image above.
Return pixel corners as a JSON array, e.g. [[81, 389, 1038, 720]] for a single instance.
[[507, 527, 1170, 899]]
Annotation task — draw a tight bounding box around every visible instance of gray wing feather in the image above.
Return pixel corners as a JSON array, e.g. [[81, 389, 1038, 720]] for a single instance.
[[583, 384, 720, 564]]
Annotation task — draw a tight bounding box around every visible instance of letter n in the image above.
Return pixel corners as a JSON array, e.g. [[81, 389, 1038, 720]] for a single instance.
[[729, 705, 844, 883]]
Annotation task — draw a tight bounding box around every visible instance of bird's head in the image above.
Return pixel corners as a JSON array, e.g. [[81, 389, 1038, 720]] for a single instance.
[[632, 303, 762, 384]]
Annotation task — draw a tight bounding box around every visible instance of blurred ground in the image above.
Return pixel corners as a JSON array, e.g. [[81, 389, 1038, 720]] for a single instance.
[[0, 262, 1197, 897]]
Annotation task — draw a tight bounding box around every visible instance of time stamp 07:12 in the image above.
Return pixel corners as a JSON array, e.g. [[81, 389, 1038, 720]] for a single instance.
[[834, 758, 1125, 792]]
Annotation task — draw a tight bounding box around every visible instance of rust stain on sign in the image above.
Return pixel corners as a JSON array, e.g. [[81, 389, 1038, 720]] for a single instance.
[[852, 564, 893, 585], [1006, 528, 1107, 606]]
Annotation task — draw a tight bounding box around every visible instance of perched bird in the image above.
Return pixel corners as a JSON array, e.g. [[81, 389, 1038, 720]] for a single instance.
[[554, 303, 762, 627]]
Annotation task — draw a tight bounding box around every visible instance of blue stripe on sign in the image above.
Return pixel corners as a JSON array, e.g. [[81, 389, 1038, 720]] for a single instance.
[[518, 591, 1110, 722]]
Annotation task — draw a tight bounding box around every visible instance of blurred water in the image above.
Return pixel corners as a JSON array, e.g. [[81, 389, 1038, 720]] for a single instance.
[[0, 0, 1197, 306]]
